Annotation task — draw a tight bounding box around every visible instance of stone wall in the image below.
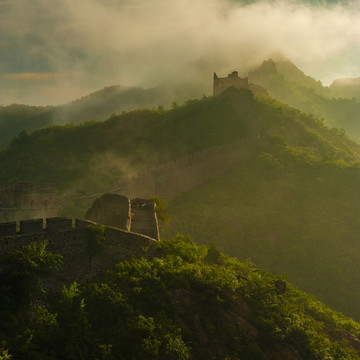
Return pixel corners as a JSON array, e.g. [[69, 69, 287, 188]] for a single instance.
[[85, 194, 131, 231], [130, 198, 159, 240], [213, 71, 249, 96], [213, 71, 268, 97], [84, 194, 160, 241], [0, 182, 57, 223], [0, 217, 157, 280]]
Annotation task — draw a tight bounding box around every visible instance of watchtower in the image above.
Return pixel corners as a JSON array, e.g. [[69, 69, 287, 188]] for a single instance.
[[213, 71, 249, 96]]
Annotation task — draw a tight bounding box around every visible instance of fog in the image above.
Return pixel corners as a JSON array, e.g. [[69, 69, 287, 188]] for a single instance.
[[1, 0, 360, 105]]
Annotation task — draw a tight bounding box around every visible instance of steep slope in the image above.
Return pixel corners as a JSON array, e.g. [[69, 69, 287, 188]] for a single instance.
[[2, 236, 360, 359], [248, 58, 360, 141], [163, 154, 360, 319], [330, 77, 360, 100], [2, 88, 360, 320]]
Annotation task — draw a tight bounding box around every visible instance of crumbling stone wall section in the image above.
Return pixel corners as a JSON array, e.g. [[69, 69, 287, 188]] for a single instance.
[[130, 198, 160, 240], [0, 217, 157, 280], [84, 194, 159, 241], [0, 182, 56, 223], [213, 71, 249, 96], [85, 194, 131, 230], [213, 71, 267, 97]]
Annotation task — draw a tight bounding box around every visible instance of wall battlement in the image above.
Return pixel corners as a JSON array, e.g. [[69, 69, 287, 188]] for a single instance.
[[0, 217, 75, 237], [0, 217, 157, 279]]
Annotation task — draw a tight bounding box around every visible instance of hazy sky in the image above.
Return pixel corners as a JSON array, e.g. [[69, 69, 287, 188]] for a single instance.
[[1, 0, 359, 105]]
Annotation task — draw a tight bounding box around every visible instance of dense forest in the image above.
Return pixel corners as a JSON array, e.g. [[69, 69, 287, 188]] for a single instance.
[[2, 87, 360, 320], [2, 235, 360, 359]]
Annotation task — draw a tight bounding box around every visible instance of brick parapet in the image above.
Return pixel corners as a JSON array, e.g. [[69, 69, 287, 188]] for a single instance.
[[0, 217, 157, 261]]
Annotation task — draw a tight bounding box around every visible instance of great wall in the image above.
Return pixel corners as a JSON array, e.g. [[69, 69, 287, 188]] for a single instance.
[[0, 140, 254, 279], [0, 71, 266, 279], [0, 194, 159, 279], [213, 71, 268, 97]]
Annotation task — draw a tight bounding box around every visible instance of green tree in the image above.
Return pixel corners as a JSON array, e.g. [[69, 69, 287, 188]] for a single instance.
[[149, 197, 170, 224]]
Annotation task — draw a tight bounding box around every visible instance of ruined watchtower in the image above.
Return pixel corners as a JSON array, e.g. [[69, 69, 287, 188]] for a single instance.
[[213, 71, 249, 96], [213, 71, 268, 97]]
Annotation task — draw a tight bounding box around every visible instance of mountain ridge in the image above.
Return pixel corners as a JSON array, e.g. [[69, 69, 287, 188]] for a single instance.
[[2, 82, 360, 320]]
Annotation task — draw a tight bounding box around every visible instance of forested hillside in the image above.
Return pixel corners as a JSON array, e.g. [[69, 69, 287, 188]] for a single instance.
[[0, 83, 204, 149], [2, 236, 360, 359], [248, 58, 360, 141], [2, 88, 360, 320]]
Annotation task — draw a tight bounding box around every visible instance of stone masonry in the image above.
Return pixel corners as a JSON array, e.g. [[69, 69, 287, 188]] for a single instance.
[[0, 216, 158, 280], [85, 193, 160, 241], [213, 71, 268, 97]]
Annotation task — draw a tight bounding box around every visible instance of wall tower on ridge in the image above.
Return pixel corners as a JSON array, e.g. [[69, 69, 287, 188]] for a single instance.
[[213, 71, 268, 97]]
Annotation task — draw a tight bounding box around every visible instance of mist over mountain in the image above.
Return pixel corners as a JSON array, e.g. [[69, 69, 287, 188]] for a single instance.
[[248, 57, 360, 141], [330, 77, 360, 99], [0, 81, 205, 149], [2, 0, 360, 105], [3, 0, 360, 358]]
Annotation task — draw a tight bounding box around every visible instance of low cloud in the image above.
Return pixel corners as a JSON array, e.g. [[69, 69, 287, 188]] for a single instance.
[[1, 0, 360, 105], [3, 72, 82, 81]]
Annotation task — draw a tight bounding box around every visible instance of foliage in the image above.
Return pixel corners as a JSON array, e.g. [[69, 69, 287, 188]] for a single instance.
[[149, 197, 170, 224], [249, 58, 360, 142], [0, 241, 63, 356], [1, 236, 360, 359], [87, 225, 106, 261], [0, 342, 12, 360], [0, 240, 63, 309], [3, 80, 360, 326]]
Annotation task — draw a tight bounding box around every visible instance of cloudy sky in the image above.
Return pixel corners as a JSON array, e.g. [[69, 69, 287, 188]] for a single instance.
[[1, 0, 360, 105]]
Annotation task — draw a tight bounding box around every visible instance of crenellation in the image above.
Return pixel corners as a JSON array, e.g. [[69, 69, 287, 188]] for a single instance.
[[0, 221, 17, 237], [0, 211, 158, 279], [20, 219, 43, 234], [46, 217, 73, 232]]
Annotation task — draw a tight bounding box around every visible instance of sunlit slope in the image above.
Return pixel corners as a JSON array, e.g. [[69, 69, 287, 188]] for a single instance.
[[249, 58, 360, 141], [163, 153, 360, 320], [0, 89, 252, 189], [2, 88, 360, 320], [1, 87, 359, 189]]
